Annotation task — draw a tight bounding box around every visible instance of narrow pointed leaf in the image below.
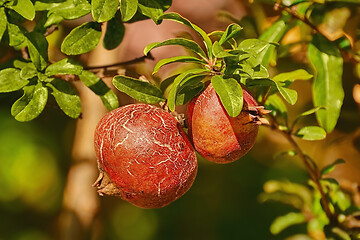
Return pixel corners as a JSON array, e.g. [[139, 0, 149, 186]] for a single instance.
[[160, 74, 179, 93], [103, 16, 125, 50], [273, 69, 313, 83], [219, 23, 242, 45], [79, 71, 119, 110], [308, 34, 344, 133], [47, 79, 81, 118], [113, 75, 165, 104], [91, 0, 118, 22], [45, 58, 83, 76], [320, 158, 345, 176], [61, 22, 102, 55], [11, 83, 48, 122], [144, 38, 207, 59], [270, 212, 306, 235], [211, 75, 243, 117], [153, 56, 205, 74], [119, 0, 138, 22], [167, 68, 208, 111], [158, 13, 213, 59], [26, 32, 48, 71], [294, 126, 326, 140], [258, 14, 290, 67], [0, 8, 7, 42], [9, 0, 35, 20], [0, 68, 29, 92], [176, 81, 204, 105]]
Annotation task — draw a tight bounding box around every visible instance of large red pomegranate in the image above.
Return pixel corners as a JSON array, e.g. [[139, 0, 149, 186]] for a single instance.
[[94, 104, 197, 208], [188, 83, 261, 164]]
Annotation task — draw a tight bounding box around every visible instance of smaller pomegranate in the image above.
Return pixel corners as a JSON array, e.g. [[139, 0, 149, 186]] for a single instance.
[[94, 104, 197, 208], [188, 83, 267, 164]]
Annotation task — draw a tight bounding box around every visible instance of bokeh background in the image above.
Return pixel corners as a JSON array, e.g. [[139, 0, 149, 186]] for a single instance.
[[0, 0, 360, 239]]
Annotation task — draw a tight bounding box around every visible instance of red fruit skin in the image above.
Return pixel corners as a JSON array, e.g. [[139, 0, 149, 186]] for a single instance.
[[94, 104, 197, 208], [188, 84, 259, 164]]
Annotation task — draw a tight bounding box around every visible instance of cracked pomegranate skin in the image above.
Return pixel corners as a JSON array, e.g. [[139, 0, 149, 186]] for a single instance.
[[188, 84, 259, 164], [94, 104, 197, 208]]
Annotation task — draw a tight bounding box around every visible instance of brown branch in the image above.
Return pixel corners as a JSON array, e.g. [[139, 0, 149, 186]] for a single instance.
[[268, 115, 336, 223], [84, 53, 155, 70], [274, 3, 359, 64], [44, 25, 59, 37]]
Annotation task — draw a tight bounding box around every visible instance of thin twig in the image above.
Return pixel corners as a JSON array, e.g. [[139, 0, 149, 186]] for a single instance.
[[268, 114, 335, 223], [84, 53, 155, 70]]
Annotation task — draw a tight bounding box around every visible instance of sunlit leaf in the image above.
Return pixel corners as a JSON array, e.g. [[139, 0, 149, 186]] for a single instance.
[[0, 8, 7, 42], [212, 41, 235, 58], [138, 0, 163, 22], [20, 67, 37, 80], [7, 22, 26, 47], [45, 58, 83, 76], [61, 22, 102, 55], [294, 126, 326, 140], [11, 83, 48, 122], [144, 38, 207, 60], [277, 85, 297, 105], [211, 75, 243, 117], [273, 69, 313, 83], [8, 0, 35, 20], [167, 68, 208, 111], [320, 158, 345, 176], [113, 75, 165, 104], [119, 0, 138, 22], [258, 14, 290, 67], [308, 34, 344, 133], [158, 12, 213, 59], [26, 32, 48, 71], [47, 79, 81, 118], [0, 68, 29, 93], [91, 0, 118, 22], [270, 212, 306, 235], [153, 56, 205, 74], [48, 0, 91, 20], [218, 23, 242, 45]]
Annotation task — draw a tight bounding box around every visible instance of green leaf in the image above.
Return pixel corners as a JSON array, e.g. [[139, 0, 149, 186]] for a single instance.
[[0, 7, 7, 41], [331, 227, 351, 240], [211, 75, 243, 117], [144, 38, 207, 59], [265, 94, 287, 121], [138, 0, 163, 22], [45, 58, 83, 76], [48, 0, 91, 20], [13, 60, 36, 69], [159, 74, 178, 93], [158, 13, 213, 59], [276, 85, 297, 105], [167, 68, 207, 111], [7, 22, 26, 47], [258, 14, 290, 67], [119, 0, 138, 22], [0, 68, 29, 92], [237, 39, 276, 60], [79, 70, 119, 110], [308, 34, 344, 133], [112, 75, 165, 104], [273, 69, 313, 83], [176, 80, 204, 105], [219, 23, 242, 45], [61, 22, 102, 55], [153, 56, 205, 74], [26, 32, 49, 71], [292, 106, 325, 128], [103, 16, 125, 50], [294, 126, 326, 140], [47, 79, 81, 118], [11, 83, 48, 122], [20, 66, 37, 79], [212, 41, 235, 58], [320, 158, 345, 176], [270, 212, 306, 235], [8, 0, 35, 20], [91, 0, 118, 22]]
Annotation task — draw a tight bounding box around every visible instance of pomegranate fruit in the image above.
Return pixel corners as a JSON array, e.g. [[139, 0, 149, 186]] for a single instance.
[[93, 104, 197, 208], [188, 83, 263, 164]]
